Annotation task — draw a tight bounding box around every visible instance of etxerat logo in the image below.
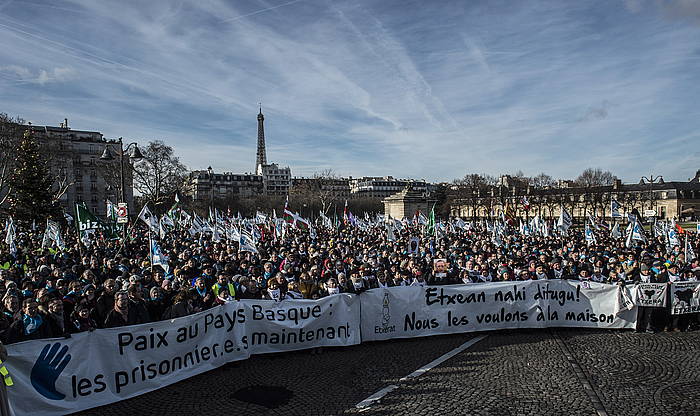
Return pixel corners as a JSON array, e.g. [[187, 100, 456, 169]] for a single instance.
[[375, 291, 395, 334], [31, 343, 71, 400]]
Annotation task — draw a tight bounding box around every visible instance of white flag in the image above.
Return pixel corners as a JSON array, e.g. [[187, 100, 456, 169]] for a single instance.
[[557, 208, 572, 232], [137, 205, 159, 232], [610, 222, 621, 240], [386, 221, 396, 242], [150, 238, 170, 273], [239, 230, 258, 254]]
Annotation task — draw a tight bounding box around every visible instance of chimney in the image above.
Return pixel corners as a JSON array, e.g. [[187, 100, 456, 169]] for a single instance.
[[613, 178, 622, 190], [64, 118, 69, 129]]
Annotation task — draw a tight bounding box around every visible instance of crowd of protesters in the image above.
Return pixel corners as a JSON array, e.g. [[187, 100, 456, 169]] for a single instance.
[[1, 216, 699, 344]]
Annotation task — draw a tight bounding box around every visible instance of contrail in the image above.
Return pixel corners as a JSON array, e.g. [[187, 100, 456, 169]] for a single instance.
[[220, 0, 305, 23]]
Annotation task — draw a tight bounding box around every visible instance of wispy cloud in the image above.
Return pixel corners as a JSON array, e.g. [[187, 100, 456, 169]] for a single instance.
[[0, 0, 698, 183]]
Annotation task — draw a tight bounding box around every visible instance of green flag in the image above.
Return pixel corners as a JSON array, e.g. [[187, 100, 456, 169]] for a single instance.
[[76, 203, 119, 240], [76, 203, 101, 234], [426, 204, 436, 237]]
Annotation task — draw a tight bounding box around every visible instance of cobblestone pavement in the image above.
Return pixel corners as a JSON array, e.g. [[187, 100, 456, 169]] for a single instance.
[[72, 329, 700, 416], [72, 333, 473, 416]]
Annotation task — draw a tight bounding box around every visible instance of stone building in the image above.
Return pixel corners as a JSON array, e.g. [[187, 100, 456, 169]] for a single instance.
[[450, 172, 700, 221], [383, 186, 436, 219], [28, 119, 133, 217], [188, 169, 264, 203], [350, 176, 430, 199]]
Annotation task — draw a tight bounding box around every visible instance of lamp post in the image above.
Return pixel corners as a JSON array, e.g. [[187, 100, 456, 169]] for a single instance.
[[640, 174, 663, 214], [100, 137, 143, 238], [207, 166, 214, 214]]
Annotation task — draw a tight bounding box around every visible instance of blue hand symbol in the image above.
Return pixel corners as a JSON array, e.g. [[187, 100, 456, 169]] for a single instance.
[[31, 343, 71, 400]]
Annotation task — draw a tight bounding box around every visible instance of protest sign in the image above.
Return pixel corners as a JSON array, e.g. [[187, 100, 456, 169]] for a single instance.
[[5, 295, 360, 416], [360, 280, 636, 342], [670, 281, 700, 315], [634, 283, 667, 307]]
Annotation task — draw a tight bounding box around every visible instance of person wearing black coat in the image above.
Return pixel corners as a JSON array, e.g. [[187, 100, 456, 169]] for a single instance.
[[5, 299, 53, 344], [95, 279, 117, 327], [104, 291, 141, 328], [632, 264, 669, 333]]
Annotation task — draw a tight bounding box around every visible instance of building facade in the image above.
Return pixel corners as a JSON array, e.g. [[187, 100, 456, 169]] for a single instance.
[[350, 176, 430, 199], [189, 169, 264, 202], [28, 120, 133, 217], [450, 172, 700, 221]]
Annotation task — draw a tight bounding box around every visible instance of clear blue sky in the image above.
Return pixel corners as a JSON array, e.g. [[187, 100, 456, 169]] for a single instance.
[[1, 0, 699, 182]]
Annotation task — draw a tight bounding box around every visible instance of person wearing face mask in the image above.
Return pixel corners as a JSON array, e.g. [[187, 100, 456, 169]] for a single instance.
[[348, 274, 367, 293], [214, 288, 235, 305], [264, 280, 284, 301], [534, 264, 549, 280], [323, 277, 341, 297], [632, 263, 668, 333]]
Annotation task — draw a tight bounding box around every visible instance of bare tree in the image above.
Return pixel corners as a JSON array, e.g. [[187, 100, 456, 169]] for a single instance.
[[574, 168, 616, 187], [133, 140, 189, 212], [530, 173, 556, 189], [450, 173, 494, 219], [52, 167, 74, 203], [573, 168, 616, 218], [290, 169, 345, 216]]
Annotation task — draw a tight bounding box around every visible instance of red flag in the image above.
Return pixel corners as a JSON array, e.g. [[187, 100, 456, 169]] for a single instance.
[[676, 223, 685, 234]]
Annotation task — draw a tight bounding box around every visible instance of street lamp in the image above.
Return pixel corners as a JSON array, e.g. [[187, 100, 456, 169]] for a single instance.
[[640, 174, 663, 213], [100, 137, 143, 237], [207, 166, 214, 213]]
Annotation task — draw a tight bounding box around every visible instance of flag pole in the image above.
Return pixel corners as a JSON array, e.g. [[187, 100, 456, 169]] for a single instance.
[[149, 228, 153, 274], [74, 204, 84, 259]]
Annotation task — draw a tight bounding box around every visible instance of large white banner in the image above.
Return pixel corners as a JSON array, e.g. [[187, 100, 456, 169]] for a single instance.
[[5, 295, 360, 416], [4, 282, 641, 415], [360, 280, 636, 341]]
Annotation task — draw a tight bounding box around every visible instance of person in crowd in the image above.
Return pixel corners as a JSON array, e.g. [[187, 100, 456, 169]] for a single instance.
[[104, 291, 139, 328], [95, 279, 117, 326], [162, 290, 193, 320], [5, 299, 52, 343], [189, 276, 214, 312], [0, 209, 696, 345], [71, 303, 98, 333]]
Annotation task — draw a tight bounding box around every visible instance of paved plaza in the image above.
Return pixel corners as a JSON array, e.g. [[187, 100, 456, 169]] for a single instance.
[[73, 329, 700, 416]]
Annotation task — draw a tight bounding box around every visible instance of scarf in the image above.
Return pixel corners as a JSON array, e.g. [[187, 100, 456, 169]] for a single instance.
[[23, 313, 43, 335]]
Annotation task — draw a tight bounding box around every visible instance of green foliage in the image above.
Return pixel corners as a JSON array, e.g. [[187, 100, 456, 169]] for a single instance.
[[7, 130, 60, 224]]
